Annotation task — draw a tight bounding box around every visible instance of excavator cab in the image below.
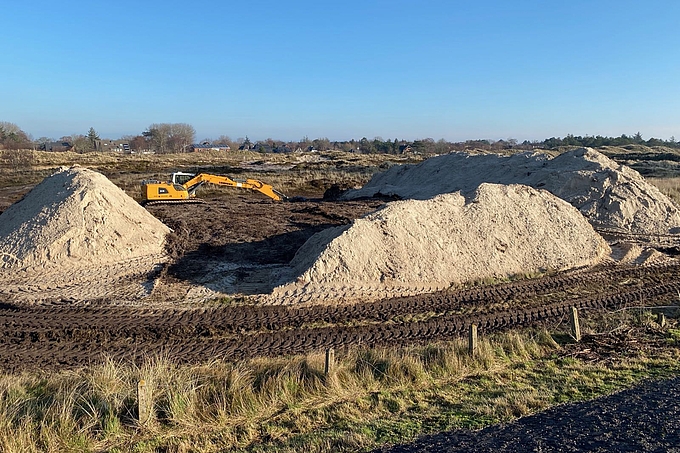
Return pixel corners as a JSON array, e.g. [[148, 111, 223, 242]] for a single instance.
[[171, 172, 196, 185]]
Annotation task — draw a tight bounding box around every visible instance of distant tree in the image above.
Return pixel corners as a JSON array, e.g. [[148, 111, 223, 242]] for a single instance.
[[87, 127, 100, 150], [434, 138, 451, 154], [357, 137, 372, 153], [71, 134, 90, 153], [214, 135, 236, 149], [34, 136, 53, 149], [411, 138, 436, 154], [239, 136, 253, 150], [122, 135, 149, 153], [145, 123, 196, 153], [0, 122, 31, 150], [312, 137, 331, 151], [646, 137, 664, 147]]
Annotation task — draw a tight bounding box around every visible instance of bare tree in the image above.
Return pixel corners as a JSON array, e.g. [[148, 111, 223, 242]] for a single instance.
[[122, 135, 150, 153], [145, 123, 196, 153], [0, 122, 32, 150]]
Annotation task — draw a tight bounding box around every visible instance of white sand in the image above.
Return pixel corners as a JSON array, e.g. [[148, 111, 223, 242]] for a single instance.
[[0, 166, 170, 271], [342, 148, 680, 235], [272, 184, 610, 302]]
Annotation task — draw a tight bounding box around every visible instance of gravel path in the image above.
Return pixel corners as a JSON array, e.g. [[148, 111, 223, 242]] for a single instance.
[[375, 376, 680, 453]]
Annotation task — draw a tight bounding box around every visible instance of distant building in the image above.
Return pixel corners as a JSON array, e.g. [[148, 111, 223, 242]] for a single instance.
[[191, 143, 231, 152], [254, 143, 274, 153], [94, 140, 131, 153], [273, 145, 293, 153], [398, 143, 412, 154], [40, 141, 73, 152]]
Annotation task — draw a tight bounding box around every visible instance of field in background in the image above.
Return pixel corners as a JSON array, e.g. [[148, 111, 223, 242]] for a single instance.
[[2, 144, 680, 205], [0, 149, 424, 210]]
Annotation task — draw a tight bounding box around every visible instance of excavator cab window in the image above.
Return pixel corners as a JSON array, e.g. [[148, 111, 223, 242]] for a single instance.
[[172, 173, 195, 185]]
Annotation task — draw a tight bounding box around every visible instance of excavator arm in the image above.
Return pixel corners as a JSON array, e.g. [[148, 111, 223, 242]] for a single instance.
[[183, 174, 287, 201]]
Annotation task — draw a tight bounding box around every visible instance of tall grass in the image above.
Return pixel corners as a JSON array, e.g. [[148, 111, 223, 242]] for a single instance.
[[648, 177, 680, 205], [0, 333, 550, 452], [1, 321, 676, 452]]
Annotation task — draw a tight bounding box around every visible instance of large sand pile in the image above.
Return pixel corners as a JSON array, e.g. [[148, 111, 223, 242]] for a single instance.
[[272, 184, 610, 302], [342, 148, 680, 235], [0, 166, 170, 271]]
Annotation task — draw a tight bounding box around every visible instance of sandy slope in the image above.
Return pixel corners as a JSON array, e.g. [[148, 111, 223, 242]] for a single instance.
[[342, 148, 680, 235], [271, 184, 610, 303]]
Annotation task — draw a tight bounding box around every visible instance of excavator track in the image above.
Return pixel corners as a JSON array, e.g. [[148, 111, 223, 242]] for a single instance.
[[141, 199, 206, 207]]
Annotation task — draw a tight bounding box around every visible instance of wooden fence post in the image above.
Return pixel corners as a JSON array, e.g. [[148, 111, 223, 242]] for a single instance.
[[657, 312, 667, 328], [137, 379, 152, 425], [325, 348, 335, 375], [570, 307, 581, 342], [468, 324, 478, 355]]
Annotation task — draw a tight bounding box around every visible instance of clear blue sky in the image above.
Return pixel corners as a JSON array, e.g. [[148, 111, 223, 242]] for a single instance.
[[2, 0, 679, 143]]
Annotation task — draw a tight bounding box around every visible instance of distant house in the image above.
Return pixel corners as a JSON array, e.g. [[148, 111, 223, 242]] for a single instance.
[[191, 143, 231, 152], [273, 145, 293, 153], [40, 141, 73, 152], [249, 143, 273, 153], [398, 143, 413, 154], [94, 140, 131, 153]]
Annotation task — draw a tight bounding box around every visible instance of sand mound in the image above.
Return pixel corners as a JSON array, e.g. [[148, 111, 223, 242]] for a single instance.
[[342, 148, 680, 235], [273, 184, 610, 301], [0, 166, 170, 271]]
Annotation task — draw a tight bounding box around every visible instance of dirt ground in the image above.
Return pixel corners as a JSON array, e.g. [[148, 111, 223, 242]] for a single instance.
[[147, 194, 386, 303], [1, 150, 679, 452]]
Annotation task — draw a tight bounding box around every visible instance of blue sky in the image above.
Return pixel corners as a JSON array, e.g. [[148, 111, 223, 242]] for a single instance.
[[2, 0, 679, 142]]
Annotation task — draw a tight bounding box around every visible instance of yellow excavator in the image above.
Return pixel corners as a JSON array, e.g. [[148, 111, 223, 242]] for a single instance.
[[141, 172, 287, 205]]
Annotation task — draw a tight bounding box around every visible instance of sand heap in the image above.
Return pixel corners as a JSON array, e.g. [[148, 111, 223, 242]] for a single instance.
[[0, 166, 170, 271], [342, 148, 680, 235], [272, 184, 610, 302]]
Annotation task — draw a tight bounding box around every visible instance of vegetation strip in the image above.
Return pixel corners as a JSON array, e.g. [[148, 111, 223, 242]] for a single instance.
[[1, 311, 678, 452]]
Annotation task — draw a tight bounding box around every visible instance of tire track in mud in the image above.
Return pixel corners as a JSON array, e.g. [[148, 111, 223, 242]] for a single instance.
[[0, 264, 678, 372], [3, 262, 664, 334]]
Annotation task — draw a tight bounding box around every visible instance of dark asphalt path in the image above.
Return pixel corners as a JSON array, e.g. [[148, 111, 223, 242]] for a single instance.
[[375, 376, 680, 453]]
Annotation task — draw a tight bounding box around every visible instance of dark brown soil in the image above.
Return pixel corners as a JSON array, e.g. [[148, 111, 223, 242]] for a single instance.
[[1, 185, 679, 452], [0, 262, 677, 373], [147, 196, 385, 278]]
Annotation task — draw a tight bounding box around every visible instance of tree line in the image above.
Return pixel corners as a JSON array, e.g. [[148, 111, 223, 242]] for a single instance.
[[1, 121, 678, 154]]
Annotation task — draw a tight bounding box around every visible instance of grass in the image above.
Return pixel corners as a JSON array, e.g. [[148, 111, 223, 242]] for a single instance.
[[1, 311, 678, 453], [648, 177, 680, 205]]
